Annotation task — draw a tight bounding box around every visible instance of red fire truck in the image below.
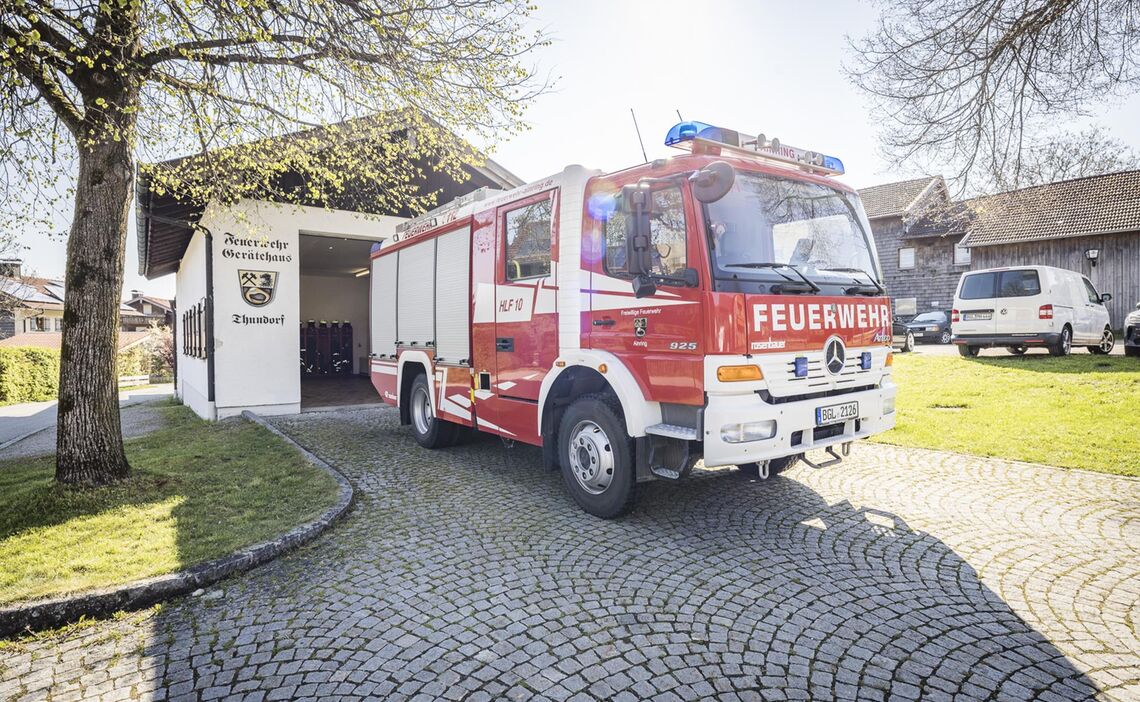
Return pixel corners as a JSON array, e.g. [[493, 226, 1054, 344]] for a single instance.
[[369, 120, 896, 517]]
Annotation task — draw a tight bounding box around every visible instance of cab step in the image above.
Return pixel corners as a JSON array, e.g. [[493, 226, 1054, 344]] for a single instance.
[[645, 423, 699, 441]]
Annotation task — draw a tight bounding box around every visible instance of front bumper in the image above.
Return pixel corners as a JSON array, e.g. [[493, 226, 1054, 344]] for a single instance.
[[952, 333, 1061, 347], [701, 383, 896, 468], [1125, 324, 1140, 348]]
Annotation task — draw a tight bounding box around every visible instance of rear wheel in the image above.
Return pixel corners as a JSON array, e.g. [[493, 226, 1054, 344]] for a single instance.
[[737, 454, 800, 479], [408, 374, 459, 448], [558, 395, 636, 519], [1088, 328, 1114, 355], [1049, 326, 1072, 357], [940, 330, 952, 344], [1007, 345, 1028, 355], [958, 344, 980, 358]]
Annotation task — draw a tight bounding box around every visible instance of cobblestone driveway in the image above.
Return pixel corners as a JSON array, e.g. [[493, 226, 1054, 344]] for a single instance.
[[2, 407, 1138, 701]]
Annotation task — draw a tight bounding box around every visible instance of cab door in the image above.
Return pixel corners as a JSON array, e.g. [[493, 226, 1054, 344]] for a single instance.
[[586, 182, 705, 406], [493, 189, 559, 402]]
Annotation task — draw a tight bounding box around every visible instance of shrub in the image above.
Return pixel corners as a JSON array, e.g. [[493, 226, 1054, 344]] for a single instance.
[[0, 348, 60, 405]]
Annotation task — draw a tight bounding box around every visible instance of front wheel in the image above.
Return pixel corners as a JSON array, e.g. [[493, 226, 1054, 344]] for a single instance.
[[1088, 328, 1114, 355], [737, 454, 801, 479], [902, 331, 915, 353], [558, 395, 636, 519], [408, 374, 459, 448], [958, 344, 980, 358], [1049, 326, 1072, 357], [940, 330, 952, 344]]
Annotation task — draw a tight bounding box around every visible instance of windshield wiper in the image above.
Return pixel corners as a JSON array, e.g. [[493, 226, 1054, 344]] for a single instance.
[[820, 267, 885, 296], [723, 262, 821, 293]]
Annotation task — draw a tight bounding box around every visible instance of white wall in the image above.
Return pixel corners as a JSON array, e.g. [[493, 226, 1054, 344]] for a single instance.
[[175, 229, 212, 419], [299, 273, 371, 374], [196, 199, 402, 419]]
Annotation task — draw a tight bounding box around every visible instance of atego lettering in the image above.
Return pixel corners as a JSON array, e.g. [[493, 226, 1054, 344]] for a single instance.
[[753, 302, 891, 333]]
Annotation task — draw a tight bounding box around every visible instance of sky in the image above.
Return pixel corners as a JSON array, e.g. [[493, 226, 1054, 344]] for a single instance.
[[10, 0, 1140, 299]]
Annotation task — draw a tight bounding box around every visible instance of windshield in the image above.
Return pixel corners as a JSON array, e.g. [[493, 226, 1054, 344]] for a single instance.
[[912, 312, 946, 323], [704, 172, 879, 292]]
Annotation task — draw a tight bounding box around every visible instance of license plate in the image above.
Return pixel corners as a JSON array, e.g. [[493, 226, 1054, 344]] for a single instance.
[[816, 401, 858, 426], [964, 311, 992, 321]]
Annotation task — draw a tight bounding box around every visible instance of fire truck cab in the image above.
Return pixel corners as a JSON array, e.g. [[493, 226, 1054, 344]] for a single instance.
[[369, 120, 896, 517]]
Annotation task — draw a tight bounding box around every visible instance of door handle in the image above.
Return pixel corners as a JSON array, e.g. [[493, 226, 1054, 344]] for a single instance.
[[592, 317, 616, 327], [495, 337, 514, 352]]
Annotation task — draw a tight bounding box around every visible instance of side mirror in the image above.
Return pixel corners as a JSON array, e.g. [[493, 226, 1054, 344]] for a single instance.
[[621, 183, 653, 276], [1100, 292, 1112, 303], [632, 274, 656, 298], [680, 267, 699, 287], [689, 161, 735, 203]]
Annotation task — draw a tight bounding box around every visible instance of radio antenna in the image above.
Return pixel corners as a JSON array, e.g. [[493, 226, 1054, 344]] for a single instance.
[[630, 108, 648, 163], [676, 109, 684, 121]]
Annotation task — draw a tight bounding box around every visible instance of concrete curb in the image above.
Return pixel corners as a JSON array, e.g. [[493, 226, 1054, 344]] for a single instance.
[[0, 411, 353, 638], [0, 425, 51, 454]]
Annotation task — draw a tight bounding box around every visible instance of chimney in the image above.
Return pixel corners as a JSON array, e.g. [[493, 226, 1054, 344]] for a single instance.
[[131, 289, 143, 299]]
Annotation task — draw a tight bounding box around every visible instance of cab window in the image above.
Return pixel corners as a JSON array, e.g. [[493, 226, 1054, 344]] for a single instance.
[[603, 186, 687, 278], [505, 195, 553, 281], [1083, 278, 1101, 304]]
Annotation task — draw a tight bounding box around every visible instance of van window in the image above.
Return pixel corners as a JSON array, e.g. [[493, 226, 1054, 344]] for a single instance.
[[998, 270, 1040, 297], [959, 272, 995, 300], [1082, 278, 1101, 304], [604, 186, 687, 278], [505, 195, 554, 281]]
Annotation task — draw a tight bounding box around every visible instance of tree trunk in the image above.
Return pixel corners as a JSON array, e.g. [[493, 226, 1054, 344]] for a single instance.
[[55, 135, 135, 485]]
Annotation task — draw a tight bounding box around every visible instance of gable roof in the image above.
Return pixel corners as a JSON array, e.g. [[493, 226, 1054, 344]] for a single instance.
[[959, 170, 1140, 247], [0, 276, 66, 310], [857, 176, 944, 220], [125, 294, 174, 312], [136, 114, 524, 280]]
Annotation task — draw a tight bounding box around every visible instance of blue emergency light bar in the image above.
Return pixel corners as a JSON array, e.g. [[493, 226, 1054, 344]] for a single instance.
[[665, 120, 845, 176]]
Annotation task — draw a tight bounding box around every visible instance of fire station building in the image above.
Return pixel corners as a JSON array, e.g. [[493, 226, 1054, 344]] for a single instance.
[[136, 125, 521, 420]]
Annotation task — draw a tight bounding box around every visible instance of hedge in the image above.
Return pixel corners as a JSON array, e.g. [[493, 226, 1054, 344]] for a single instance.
[[0, 348, 60, 405]]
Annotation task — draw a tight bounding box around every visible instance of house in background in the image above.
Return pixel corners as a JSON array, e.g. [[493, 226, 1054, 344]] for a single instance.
[[860, 169, 1140, 329], [122, 290, 175, 330], [958, 170, 1140, 329], [0, 260, 160, 339], [858, 176, 969, 319]]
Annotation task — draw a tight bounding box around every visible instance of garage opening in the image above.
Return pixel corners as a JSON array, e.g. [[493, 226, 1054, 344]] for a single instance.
[[298, 232, 382, 410]]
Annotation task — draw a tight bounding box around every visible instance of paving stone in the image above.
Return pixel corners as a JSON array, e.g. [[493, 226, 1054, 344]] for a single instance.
[[1, 408, 1135, 701]]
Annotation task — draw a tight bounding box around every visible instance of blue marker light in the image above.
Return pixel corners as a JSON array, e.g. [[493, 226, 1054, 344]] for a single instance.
[[823, 155, 846, 175], [794, 357, 809, 378], [665, 120, 714, 146], [860, 351, 872, 370]]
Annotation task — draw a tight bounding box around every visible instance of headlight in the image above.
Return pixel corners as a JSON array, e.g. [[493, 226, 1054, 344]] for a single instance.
[[884, 395, 896, 415], [720, 420, 777, 443]]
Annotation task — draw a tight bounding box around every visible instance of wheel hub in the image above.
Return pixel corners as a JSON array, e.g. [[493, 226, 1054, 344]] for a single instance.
[[412, 385, 432, 435], [568, 420, 615, 495]]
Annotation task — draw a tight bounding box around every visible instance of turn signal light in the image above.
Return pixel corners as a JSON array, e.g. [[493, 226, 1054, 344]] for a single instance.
[[717, 364, 763, 382], [1039, 304, 1054, 319], [885, 352, 894, 367]]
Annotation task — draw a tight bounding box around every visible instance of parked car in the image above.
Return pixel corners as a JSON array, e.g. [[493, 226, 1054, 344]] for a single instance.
[[1126, 302, 1140, 358], [892, 319, 915, 353], [951, 265, 1114, 357], [905, 310, 953, 344]]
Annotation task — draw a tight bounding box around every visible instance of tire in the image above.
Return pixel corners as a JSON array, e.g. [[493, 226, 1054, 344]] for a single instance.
[[903, 332, 915, 353], [408, 373, 459, 449], [1088, 328, 1115, 355], [958, 344, 980, 358], [1126, 345, 1140, 358], [737, 454, 801, 479], [558, 394, 636, 519], [940, 330, 952, 344], [1007, 345, 1028, 355], [1048, 326, 1072, 357]]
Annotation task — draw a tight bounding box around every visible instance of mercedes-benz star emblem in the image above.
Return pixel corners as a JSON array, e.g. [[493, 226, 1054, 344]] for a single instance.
[[824, 337, 846, 376]]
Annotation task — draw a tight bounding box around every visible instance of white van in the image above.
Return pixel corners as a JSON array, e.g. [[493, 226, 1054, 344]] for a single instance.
[[952, 266, 1114, 357]]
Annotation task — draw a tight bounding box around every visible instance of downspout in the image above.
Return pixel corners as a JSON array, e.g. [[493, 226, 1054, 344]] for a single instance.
[[203, 227, 216, 408]]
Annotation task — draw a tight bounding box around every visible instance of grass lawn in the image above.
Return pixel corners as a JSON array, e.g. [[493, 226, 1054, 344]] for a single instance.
[[872, 353, 1140, 477], [0, 403, 340, 604]]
